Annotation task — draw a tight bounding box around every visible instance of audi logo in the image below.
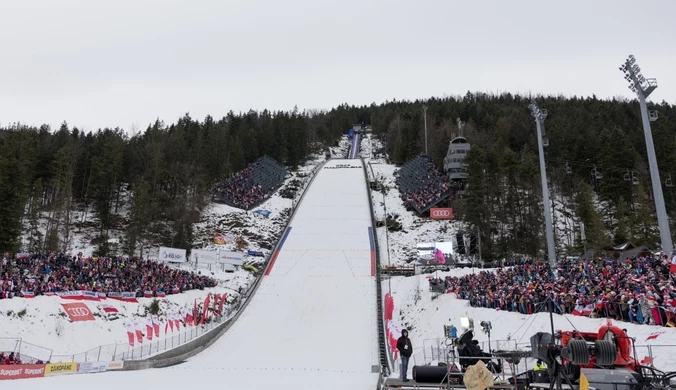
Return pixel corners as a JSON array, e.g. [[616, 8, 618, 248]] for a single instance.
[[432, 210, 452, 217], [67, 307, 91, 317]]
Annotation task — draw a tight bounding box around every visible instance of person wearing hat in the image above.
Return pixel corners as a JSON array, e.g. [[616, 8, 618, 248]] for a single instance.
[[397, 329, 413, 382], [534, 360, 547, 371]]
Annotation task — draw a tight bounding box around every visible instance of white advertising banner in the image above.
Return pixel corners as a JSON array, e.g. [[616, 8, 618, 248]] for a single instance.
[[158, 246, 187, 263], [218, 250, 244, 266], [191, 249, 219, 265]]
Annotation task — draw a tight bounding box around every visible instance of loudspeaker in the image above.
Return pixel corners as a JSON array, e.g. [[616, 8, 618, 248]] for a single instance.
[[413, 366, 463, 384], [469, 235, 477, 255], [456, 233, 465, 255]]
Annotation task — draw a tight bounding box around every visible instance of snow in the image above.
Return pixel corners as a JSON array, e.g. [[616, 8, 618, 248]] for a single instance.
[[34, 158, 379, 389], [385, 268, 676, 376], [3, 154, 328, 362], [0, 273, 247, 362], [360, 134, 463, 266]]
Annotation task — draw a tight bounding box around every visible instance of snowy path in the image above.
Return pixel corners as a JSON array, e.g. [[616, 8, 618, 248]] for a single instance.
[[31, 159, 379, 390]]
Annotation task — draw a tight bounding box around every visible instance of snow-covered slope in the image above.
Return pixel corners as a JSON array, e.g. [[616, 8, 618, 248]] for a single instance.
[[2, 155, 327, 360], [386, 269, 676, 375], [360, 134, 463, 266], [36, 158, 379, 390]]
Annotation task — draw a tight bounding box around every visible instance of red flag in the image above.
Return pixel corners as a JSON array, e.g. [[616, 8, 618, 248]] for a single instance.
[[146, 319, 153, 341], [200, 295, 211, 325], [214, 294, 221, 310], [165, 321, 170, 334], [135, 322, 143, 344], [670, 255, 676, 273], [101, 305, 119, 313], [193, 299, 197, 326], [173, 317, 180, 330], [217, 293, 227, 315], [168, 314, 174, 332], [152, 315, 160, 337], [126, 324, 135, 347]]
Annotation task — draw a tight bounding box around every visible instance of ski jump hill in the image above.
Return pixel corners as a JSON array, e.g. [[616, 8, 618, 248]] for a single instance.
[[39, 158, 381, 390]]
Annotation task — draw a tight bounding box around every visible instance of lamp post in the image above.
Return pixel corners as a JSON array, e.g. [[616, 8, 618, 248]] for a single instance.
[[529, 102, 557, 266], [620, 55, 673, 254], [422, 104, 429, 155]]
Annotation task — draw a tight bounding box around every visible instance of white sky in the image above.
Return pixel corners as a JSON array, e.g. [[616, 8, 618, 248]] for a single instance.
[[1, 0, 674, 131]]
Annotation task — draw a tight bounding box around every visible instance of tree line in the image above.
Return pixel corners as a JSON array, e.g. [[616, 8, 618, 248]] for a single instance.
[[367, 92, 676, 261], [0, 107, 359, 255], [2, 93, 675, 261]]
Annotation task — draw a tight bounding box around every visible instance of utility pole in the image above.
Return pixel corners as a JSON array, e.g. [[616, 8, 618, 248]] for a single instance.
[[620, 55, 673, 254], [422, 104, 429, 155], [529, 102, 557, 267]]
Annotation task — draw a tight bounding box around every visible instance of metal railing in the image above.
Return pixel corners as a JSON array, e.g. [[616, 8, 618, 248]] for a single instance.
[[362, 157, 391, 376], [46, 308, 236, 363]]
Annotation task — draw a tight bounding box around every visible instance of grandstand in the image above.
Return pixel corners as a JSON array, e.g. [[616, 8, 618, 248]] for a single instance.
[[211, 155, 289, 210], [396, 154, 451, 214]]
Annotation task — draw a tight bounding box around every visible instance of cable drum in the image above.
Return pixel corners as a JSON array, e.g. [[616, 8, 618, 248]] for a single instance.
[[566, 339, 590, 365], [594, 340, 617, 366]]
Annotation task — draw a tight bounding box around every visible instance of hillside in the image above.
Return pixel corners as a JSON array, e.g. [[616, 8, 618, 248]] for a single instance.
[[2, 94, 675, 264]]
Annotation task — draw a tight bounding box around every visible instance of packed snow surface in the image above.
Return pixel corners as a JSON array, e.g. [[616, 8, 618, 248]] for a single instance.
[[31, 159, 379, 390], [386, 268, 676, 377]]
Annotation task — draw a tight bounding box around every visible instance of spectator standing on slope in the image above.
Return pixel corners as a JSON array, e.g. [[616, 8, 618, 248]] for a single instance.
[[397, 329, 413, 382]]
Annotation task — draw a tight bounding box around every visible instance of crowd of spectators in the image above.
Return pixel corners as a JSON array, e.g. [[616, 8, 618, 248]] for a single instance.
[[0, 252, 217, 299], [396, 155, 451, 213], [430, 255, 676, 327], [0, 352, 45, 365], [212, 155, 288, 210]]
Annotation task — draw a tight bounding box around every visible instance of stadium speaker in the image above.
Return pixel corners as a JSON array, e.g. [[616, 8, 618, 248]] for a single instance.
[[456, 233, 466, 255], [469, 235, 478, 255], [413, 366, 463, 385], [530, 332, 556, 365]]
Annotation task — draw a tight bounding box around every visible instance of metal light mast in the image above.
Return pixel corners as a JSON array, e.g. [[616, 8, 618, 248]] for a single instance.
[[530, 102, 557, 266], [422, 104, 429, 155], [620, 55, 673, 254]]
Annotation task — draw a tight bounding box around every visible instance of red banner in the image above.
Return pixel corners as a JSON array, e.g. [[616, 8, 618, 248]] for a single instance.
[[0, 365, 46, 380], [217, 293, 227, 315], [430, 208, 453, 220], [200, 295, 211, 325], [61, 303, 95, 322]]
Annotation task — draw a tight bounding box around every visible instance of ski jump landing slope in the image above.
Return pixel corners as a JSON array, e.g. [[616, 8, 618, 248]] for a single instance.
[[38, 159, 379, 390]]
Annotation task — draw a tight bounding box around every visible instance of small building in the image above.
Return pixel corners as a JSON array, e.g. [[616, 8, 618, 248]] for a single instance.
[[443, 136, 470, 181]]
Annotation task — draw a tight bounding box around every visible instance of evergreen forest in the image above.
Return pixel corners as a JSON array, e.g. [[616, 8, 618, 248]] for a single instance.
[[1, 92, 675, 261]]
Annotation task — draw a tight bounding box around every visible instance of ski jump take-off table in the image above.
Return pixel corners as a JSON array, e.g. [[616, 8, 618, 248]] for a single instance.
[[30, 158, 380, 390]]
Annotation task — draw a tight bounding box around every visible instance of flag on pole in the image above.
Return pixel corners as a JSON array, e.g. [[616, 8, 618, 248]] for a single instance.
[[152, 315, 160, 337], [126, 323, 135, 347], [146, 319, 153, 341], [134, 321, 143, 344]]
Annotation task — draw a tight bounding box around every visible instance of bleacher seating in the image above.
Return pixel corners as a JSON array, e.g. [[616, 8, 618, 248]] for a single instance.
[[212, 155, 289, 210], [396, 155, 451, 214]]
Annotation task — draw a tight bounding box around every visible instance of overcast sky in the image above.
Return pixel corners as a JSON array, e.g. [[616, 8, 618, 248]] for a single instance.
[[1, 0, 674, 131]]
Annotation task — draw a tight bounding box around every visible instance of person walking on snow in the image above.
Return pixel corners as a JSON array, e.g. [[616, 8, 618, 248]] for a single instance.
[[397, 329, 413, 382]]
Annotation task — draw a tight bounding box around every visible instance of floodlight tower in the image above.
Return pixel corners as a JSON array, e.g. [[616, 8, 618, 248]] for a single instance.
[[620, 55, 673, 254], [422, 103, 429, 155], [530, 102, 557, 266]]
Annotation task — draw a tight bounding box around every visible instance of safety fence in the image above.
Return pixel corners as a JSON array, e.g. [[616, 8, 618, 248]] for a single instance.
[[50, 312, 232, 363], [362, 157, 391, 378]]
